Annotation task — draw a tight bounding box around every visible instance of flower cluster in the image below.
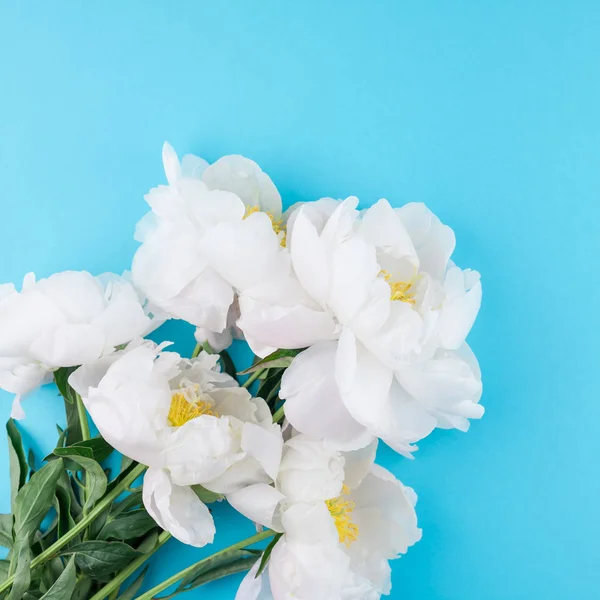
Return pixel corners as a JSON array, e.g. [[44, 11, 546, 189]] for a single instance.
[[0, 143, 482, 599]]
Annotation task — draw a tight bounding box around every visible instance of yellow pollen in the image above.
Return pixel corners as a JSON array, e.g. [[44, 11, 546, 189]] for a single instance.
[[244, 204, 287, 247], [326, 485, 359, 547], [381, 270, 416, 305], [168, 389, 218, 427]]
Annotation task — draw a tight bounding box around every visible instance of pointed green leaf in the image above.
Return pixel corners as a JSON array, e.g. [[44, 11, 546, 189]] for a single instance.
[[62, 397, 83, 446], [39, 556, 76, 600], [238, 349, 302, 375], [0, 559, 9, 582], [98, 510, 155, 541], [53, 368, 78, 405], [0, 514, 13, 549], [7, 540, 32, 600], [255, 532, 283, 577], [61, 455, 107, 512], [111, 490, 143, 516], [14, 458, 64, 543], [116, 565, 149, 600], [7, 419, 28, 511], [61, 540, 141, 578]]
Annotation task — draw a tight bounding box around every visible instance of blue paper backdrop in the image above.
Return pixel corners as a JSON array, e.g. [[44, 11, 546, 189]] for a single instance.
[[1, 2, 599, 598]]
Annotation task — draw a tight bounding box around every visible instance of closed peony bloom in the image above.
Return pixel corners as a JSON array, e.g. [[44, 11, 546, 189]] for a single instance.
[[132, 143, 287, 349], [238, 198, 483, 454], [0, 271, 158, 419], [232, 435, 421, 600], [69, 340, 283, 547]]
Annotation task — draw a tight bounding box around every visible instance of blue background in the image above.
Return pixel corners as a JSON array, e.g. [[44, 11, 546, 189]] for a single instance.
[[1, 2, 599, 598]]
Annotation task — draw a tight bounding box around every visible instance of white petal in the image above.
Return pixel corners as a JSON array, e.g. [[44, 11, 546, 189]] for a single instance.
[[180, 153, 209, 179], [438, 267, 482, 349], [360, 198, 419, 270], [241, 422, 283, 481], [227, 483, 285, 530], [280, 502, 339, 546], [162, 142, 182, 186], [35, 271, 105, 324], [29, 323, 106, 367], [290, 207, 331, 306], [395, 202, 456, 281], [238, 296, 337, 355], [202, 155, 282, 217], [143, 467, 215, 547], [235, 561, 274, 600], [280, 344, 374, 451], [269, 536, 351, 600], [328, 237, 381, 324], [164, 416, 243, 486], [10, 395, 25, 420], [277, 435, 344, 503]]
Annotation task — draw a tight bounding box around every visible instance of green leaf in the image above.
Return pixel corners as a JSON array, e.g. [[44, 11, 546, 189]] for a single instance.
[[255, 532, 283, 577], [62, 540, 141, 579], [0, 513, 13, 549], [7, 540, 32, 600], [238, 349, 302, 375], [111, 490, 143, 516], [173, 556, 258, 597], [135, 530, 159, 555], [190, 485, 224, 504], [53, 368, 78, 405], [98, 510, 156, 541], [71, 577, 92, 600], [61, 455, 107, 512], [0, 559, 9, 582], [7, 419, 28, 511], [56, 425, 69, 448], [115, 565, 149, 600], [39, 556, 76, 600], [177, 548, 258, 591], [52, 437, 113, 463], [62, 397, 83, 446], [219, 350, 237, 381], [13, 458, 64, 543], [53, 482, 75, 539]]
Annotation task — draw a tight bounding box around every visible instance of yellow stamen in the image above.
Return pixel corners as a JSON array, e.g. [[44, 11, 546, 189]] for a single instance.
[[381, 270, 416, 305], [326, 485, 359, 547], [244, 204, 287, 247], [168, 389, 218, 427]]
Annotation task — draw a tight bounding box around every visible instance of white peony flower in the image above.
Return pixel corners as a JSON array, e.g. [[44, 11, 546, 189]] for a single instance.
[[232, 435, 421, 600], [238, 198, 483, 454], [0, 271, 158, 419], [132, 143, 286, 349], [69, 340, 283, 547]]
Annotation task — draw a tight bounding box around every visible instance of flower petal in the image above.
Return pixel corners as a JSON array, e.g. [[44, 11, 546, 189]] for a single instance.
[[143, 467, 215, 547], [280, 343, 374, 451]]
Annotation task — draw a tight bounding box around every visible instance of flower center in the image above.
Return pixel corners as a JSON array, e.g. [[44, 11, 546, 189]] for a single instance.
[[381, 270, 416, 305], [168, 387, 218, 427], [326, 485, 359, 547], [244, 204, 287, 247]]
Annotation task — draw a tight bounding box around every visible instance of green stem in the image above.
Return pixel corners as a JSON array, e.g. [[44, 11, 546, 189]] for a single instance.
[[191, 343, 202, 359], [242, 369, 262, 389], [76, 394, 91, 441], [272, 405, 285, 423], [76, 393, 92, 515], [133, 530, 275, 600], [89, 531, 172, 600], [0, 463, 147, 596]]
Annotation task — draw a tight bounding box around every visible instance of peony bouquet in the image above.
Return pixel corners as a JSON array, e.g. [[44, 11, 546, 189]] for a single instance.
[[0, 143, 482, 599]]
